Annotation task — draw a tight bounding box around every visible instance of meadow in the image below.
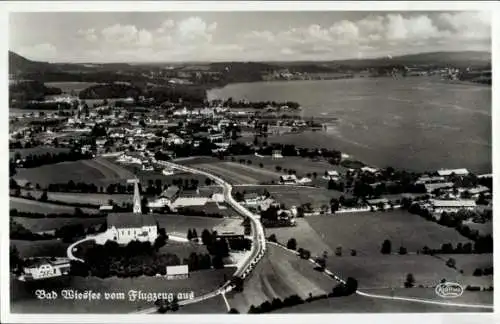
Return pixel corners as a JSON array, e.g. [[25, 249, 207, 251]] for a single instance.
[[10, 197, 98, 214], [10, 239, 70, 258], [14, 157, 133, 188], [226, 244, 334, 312], [306, 210, 473, 255], [12, 216, 105, 233]]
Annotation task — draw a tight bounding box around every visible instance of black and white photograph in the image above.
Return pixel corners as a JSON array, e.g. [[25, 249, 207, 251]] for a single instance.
[[2, 1, 496, 322]]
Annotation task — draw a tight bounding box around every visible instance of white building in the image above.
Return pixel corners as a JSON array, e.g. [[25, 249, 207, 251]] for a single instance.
[[361, 166, 379, 174], [280, 174, 297, 184], [96, 179, 158, 245], [19, 257, 71, 282], [437, 168, 469, 177], [272, 150, 283, 159], [323, 170, 340, 181], [430, 199, 477, 214]]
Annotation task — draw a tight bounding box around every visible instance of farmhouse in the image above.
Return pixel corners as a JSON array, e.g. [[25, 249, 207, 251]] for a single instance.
[[323, 170, 340, 181], [19, 257, 71, 282], [437, 168, 469, 177], [430, 199, 477, 214], [467, 185, 490, 197], [272, 150, 283, 159], [415, 176, 446, 184], [243, 192, 264, 205], [366, 198, 389, 207], [361, 166, 379, 174], [280, 174, 298, 184], [424, 182, 454, 193]]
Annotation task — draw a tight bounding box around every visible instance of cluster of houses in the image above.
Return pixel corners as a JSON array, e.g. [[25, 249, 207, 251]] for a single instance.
[[413, 168, 492, 218]]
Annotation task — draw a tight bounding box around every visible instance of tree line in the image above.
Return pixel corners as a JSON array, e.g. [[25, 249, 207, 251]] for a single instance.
[[11, 150, 93, 169]]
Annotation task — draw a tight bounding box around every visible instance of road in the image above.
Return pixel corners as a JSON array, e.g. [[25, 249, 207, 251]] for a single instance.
[[133, 160, 267, 314]]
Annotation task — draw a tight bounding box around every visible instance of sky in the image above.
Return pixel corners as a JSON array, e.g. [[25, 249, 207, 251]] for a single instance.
[[9, 11, 491, 63]]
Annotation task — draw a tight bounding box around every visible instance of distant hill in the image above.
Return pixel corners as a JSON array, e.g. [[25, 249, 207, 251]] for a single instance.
[[308, 51, 491, 70], [9, 51, 51, 74]]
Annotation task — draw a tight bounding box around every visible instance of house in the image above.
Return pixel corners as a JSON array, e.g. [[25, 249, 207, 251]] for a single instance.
[[243, 192, 263, 205], [415, 176, 446, 184], [437, 168, 469, 177], [430, 199, 476, 214], [424, 182, 455, 194], [323, 170, 340, 180], [19, 257, 71, 281], [162, 168, 175, 176], [467, 186, 490, 198], [99, 205, 114, 212], [366, 198, 390, 208], [280, 174, 297, 184], [272, 150, 283, 159], [96, 213, 158, 245], [361, 166, 379, 174]]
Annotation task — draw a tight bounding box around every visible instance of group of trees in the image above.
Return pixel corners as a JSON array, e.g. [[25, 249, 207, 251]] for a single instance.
[[407, 204, 493, 254], [248, 294, 306, 314], [473, 267, 493, 276], [186, 228, 199, 241], [11, 150, 93, 169]]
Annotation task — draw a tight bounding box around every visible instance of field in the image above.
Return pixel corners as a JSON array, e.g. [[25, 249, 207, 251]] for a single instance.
[[271, 292, 492, 313], [14, 157, 134, 188], [236, 185, 346, 209], [10, 267, 236, 313], [11, 239, 70, 258], [12, 216, 105, 233], [44, 81, 98, 93], [306, 210, 473, 254], [226, 244, 334, 312], [192, 162, 277, 185], [433, 253, 493, 287], [10, 197, 98, 214], [19, 190, 132, 206], [9, 147, 70, 159], [232, 155, 348, 178], [266, 218, 335, 256]]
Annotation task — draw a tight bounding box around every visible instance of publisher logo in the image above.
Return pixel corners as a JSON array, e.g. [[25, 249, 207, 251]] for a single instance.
[[435, 282, 464, 298]]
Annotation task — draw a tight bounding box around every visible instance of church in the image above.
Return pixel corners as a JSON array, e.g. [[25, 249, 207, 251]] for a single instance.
[[95, 179, 158, 245]]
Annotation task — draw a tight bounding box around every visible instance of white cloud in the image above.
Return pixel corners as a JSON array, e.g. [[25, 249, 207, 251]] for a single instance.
[[77, 28, 98, 42], [33, 11, 491, 62]]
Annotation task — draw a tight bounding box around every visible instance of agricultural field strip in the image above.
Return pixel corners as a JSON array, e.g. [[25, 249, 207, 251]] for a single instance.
[[269, 242, 494, 309], [222, 162, 282, 178], [10, 196, 99, 214], [194, 163, 259, 184]]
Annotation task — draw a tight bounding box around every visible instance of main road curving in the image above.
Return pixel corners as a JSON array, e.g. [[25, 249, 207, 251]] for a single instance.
[[133, 160, 267, 314]]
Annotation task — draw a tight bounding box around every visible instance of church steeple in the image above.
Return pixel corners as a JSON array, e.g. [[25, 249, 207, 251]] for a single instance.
[[128, 178, 142, 214]]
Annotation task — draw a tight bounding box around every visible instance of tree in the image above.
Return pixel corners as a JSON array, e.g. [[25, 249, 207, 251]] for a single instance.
[[228, 308, 239, 314], [335, 246, 342, 256], [350, 249, 357, 256], [399, 246, 407, 255], [404, 273, 415, 288], [381, 239, 392, 254], [446, 258, 456, 269], [201, 229, 212, 246], [268, 234, 278, 243], [473, 268, 483, 276], [187, 229, 193, 241], [287, 238, 297, 250], [192, 229, 198, 239], [39, 190, 48, 202], [170, 296, 179, 312]]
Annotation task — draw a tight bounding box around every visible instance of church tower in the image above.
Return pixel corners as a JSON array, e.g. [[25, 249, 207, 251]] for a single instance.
[[128, 178, 142, 214]]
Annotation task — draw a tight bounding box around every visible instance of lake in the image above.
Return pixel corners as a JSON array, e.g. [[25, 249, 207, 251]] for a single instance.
[[208, 78, 491, 174]]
